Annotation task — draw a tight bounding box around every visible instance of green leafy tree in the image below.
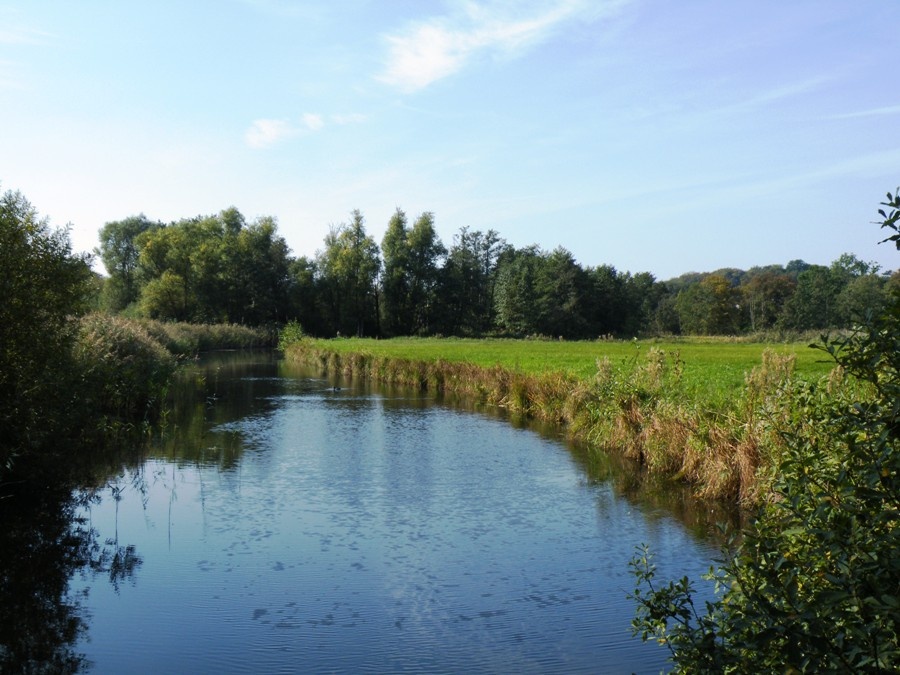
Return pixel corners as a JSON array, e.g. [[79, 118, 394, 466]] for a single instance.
[[586, 264, 629, 336], [494, 245, 542, 336], [675, 274, 742, 335], [622, 271, 668, 337], [835, 273, 887, 326], [97, 214, 160, 312], [778, 265, 836, 330], [778, 254, 879, 331], [437, 227, 506, 335], [532, 247, 590, 338], [630, 190, 900, 672], [742, 271, 797, 331], [317, 210, 381, 336], [286, 255, 324, 335], [405, 212, 446, 335], [220, 215, 292, 324], [0, 188, 92, 475], [133, 209, 291, 324], [380, 209, 447, 336], [135, 222, 202, 320], [878, 188, 900, 248], [380, 208, 412, 336]]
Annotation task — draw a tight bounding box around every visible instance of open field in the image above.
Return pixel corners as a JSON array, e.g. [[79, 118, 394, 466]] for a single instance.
[[301, 336, 836, 404]]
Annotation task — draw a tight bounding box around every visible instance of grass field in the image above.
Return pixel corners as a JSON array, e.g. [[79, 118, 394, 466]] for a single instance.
[[303, 336, 836, 403]]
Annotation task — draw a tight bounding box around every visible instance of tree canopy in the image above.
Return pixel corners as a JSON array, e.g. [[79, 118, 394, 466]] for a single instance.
[[85, 200, 898, 339]]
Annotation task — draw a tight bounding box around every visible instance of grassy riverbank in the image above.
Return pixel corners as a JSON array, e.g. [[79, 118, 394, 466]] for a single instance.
[[281, 336, 854, 504]]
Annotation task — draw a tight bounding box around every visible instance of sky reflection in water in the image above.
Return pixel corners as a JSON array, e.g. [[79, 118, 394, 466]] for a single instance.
[[71, 355, 718, 673]]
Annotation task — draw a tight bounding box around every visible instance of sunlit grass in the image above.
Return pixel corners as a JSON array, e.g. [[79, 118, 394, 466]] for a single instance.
[[303, 336, 834, 403]]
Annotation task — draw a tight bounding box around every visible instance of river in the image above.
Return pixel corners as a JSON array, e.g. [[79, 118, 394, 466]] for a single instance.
[[11, 352, 725, 673]]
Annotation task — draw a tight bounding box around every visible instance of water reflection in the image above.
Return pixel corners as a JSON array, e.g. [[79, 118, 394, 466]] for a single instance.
[[0, 481, 141, 673], [4, 352, 728, 673]]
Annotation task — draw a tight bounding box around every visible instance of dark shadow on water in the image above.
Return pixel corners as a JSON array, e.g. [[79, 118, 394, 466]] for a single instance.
[[0, 466, 143, 673]]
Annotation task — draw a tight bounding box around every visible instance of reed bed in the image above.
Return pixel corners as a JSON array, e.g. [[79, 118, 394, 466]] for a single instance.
[[282, 337, 855, 504], [137, 319, 276, 356], [70, 315, 275, 438]]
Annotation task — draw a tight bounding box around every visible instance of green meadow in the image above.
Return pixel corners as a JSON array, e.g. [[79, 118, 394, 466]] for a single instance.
[[301, 336, 835, 401]]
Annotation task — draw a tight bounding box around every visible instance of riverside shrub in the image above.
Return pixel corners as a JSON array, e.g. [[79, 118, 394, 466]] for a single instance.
[[629, 192, 900, 672], [0, 188, 92, 476]]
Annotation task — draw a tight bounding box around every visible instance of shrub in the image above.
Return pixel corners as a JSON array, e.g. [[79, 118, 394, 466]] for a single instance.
[[278, 320, 307, 349], [629, 190, 900, 672], [0, 188, 92, 475]]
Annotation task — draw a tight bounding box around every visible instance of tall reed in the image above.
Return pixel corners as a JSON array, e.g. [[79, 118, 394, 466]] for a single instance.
[[73, 314, 177, 435]]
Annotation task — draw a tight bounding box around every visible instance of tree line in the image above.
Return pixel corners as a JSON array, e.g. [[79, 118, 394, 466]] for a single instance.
[[97, 206, 899, 337]]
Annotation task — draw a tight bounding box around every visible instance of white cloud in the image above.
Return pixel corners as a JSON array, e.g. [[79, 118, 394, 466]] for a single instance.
[[302, 113, 324, 131], [332, 113, 366, 125], [377, 0, 626, 92], [244, 113, 327, 148], [0, 27, 50, 46], [0, 59, 22, 90], [245, 118, 300, 148]]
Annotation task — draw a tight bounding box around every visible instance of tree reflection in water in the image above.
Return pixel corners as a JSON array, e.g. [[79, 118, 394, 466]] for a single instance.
[[0, 480, 141, 673]]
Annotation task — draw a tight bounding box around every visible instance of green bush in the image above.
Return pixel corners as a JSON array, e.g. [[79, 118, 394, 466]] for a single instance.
[[0, 188, 92, 475], [138, 320, 275, 356], [629, 190, 900, 672], [278, 320, 306, 349]]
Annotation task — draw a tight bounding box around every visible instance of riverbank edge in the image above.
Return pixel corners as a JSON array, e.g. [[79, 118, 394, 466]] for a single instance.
[[2, 315, 277, 491], [281, 339, 827, 504]]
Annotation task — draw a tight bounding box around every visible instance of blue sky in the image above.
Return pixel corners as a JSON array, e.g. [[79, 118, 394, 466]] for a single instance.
[[2, 0, 898, 280]]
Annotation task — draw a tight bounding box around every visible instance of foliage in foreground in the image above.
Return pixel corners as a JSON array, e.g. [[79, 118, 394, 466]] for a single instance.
[[0, 188, 93, 476], [629, 189, 900, 672]]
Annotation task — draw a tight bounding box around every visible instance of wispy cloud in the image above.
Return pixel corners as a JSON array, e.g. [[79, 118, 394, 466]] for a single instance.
[[244, 113, 329, 148], [377, 0, 626, 92], [332, 113, 366, 125], [737, 76, 830, 109], [234, 0, 325, 21], [675, 76, 832, 126], [0, 25, 51, 46], [301, 113, 324, 131], [245, 118, 299, 148], [0, 59, 21, 90], [827, 104, 900, 120], [0, 17, 51, 90]]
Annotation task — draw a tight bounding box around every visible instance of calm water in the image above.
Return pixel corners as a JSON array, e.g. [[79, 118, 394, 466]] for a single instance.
[[61, 353, 720, 673]]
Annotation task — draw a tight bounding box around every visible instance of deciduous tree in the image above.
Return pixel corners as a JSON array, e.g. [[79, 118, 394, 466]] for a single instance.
[[317, 210, 381, 336]]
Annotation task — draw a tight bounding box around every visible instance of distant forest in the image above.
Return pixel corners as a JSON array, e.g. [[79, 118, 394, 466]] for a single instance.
[[96, 206, 899, 339]]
